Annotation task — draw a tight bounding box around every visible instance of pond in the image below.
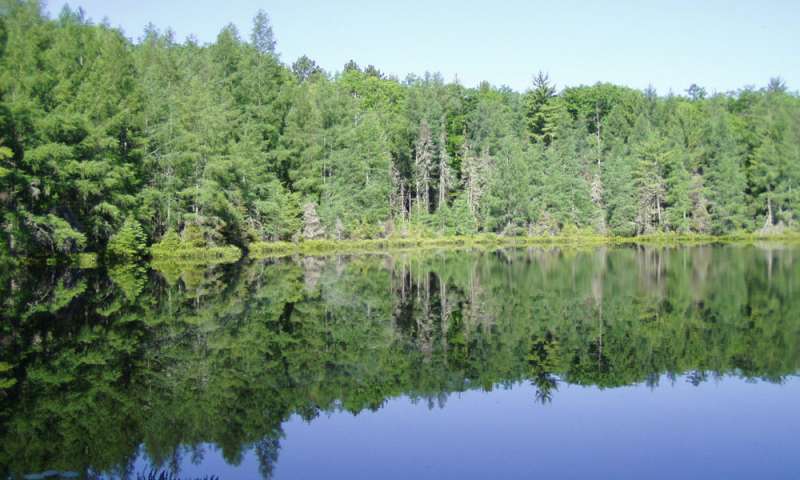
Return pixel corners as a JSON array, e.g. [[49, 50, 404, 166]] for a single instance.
[[2, 244, 799, 479]]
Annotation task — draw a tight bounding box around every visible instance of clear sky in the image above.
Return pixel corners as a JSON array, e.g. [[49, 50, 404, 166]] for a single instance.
[[46, 0, 798, 94]]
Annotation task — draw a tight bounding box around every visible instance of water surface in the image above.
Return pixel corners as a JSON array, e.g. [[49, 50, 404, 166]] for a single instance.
[[2, 244, 799, 479]]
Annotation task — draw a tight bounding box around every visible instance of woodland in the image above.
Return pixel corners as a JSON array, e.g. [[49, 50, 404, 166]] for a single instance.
[[1, 2, 799, 260]]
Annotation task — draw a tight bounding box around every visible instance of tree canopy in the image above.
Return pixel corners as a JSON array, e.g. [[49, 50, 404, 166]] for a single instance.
[[1, 1, 799, 258]]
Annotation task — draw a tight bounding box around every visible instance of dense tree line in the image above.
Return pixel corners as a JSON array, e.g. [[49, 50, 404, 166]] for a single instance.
[[2, 245, 799, 477], [1, 2, 799, 258]]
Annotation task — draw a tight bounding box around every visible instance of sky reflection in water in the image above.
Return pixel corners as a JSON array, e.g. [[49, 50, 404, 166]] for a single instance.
[[137, 375, 800, 480], [2, 244, 799, 479]]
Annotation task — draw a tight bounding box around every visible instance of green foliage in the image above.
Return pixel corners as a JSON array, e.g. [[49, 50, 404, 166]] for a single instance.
[[0, 361, 16, 390], [433, 193, 478, 235], [1, 4, 799, 260], [107, 216, 147, 260], [2, 245, 800, 475], [108, 262, 147, 301], [21, 213, 87, 254], [603, 149, 638, 236], [664, 153, 692, 232], [523, 71, 557, 144], [482, 137, 537, 231], [150, 225, 242, 262], [318, 111, 393, 237], [73, 252, 98, 269], [180, 224, 206, 248]]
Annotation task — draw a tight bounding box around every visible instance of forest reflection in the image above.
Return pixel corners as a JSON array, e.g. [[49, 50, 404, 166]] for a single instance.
[[1, 244, 799, 479]]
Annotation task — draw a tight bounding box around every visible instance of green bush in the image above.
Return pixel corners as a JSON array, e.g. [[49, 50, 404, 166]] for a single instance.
[[151, 227, 242, 263], [153, 230, 181, 252], [181, 224, 207, 248], [107, 216, 147, 260]]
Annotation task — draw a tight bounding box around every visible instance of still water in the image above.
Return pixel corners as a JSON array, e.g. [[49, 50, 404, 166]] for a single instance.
[[2, 244, 799, 479]]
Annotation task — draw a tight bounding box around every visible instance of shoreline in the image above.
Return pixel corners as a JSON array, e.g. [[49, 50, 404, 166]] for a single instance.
[[245, 232, 800, 258], [17, 232, 800, 267]]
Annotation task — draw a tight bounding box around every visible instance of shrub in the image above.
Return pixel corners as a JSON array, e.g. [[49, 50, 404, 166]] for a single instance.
[[107, 216, 147, 260]]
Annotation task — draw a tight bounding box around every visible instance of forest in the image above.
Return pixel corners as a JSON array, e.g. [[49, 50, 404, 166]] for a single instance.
[[1, 1, 800, 259]]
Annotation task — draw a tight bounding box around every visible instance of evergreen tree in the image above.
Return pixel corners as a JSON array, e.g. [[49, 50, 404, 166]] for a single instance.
[[483, 137, 535, 233], [107, 215, 147, 260], [704, 107, 748, 233], [292, 55, 322, 82], [318, 112, 392, 238], [540, 121, 596, 230], [632, 129, 668, 234], [689, 173, 711, 233], [603, 147, 638, 236], [664, 151, 692, 232], [251, 10, 276, 55], [747, 91, 800, 229], [523, 71, 556, 144]]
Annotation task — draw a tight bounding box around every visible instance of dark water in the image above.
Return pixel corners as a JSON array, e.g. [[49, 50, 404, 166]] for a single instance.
[[2, 244, 799, 479]]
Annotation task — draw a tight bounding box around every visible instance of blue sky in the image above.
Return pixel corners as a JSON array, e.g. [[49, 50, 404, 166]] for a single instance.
[[46, 0, 797, 94]]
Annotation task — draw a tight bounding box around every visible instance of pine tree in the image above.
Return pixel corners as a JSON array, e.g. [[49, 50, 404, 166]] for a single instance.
[[523, 71, 556, 144], [251, 10, 276, 55], [664, 152, 692, 232], [483, 137, 533, 233], [704, 106, 748, 233], [107, 216, 147, 260], [292, 55, 322, 82], [540, 123, 596, 230], [603, 147, 638, 236], [275, 79, 329, 198], [318, 112, 392, 237], [689, 173, 711, 233], [633, 133, 668, 234], [747, 91, 800, 229]]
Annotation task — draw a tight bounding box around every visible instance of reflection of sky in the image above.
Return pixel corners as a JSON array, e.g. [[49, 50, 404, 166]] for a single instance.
[[134, 375, 800, 479]]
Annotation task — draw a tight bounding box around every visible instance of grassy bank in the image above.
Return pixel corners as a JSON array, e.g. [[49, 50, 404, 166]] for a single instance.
[[247, 232, 800, 259], [611, 232, 800, 246], [248, 234, 606, 258], [147, 228, 244, 263], [28, 232, 800, 268], [150, 244, 243, 262]]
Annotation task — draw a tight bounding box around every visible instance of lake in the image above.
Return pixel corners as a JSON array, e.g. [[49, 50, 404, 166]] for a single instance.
[[2, 244, 799, 479]]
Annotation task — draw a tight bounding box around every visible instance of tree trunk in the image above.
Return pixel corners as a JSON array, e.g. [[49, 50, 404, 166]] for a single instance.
[[765, 195, 774, 228], [656, 195, 662, 227]]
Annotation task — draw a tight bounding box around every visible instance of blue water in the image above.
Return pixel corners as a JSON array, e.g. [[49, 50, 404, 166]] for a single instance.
[[136, 375, 800, 479], [5, 245, 800, 479]]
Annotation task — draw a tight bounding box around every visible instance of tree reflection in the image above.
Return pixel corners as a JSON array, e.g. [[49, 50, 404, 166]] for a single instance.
[[1, 244, 799, 478], [254, 432, 282, 480]]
